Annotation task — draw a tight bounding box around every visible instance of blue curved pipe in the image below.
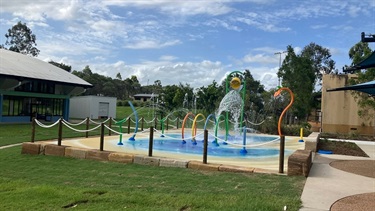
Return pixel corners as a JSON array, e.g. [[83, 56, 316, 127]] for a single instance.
[[203, 114, 216, 131], [128, 101, 138, 141]]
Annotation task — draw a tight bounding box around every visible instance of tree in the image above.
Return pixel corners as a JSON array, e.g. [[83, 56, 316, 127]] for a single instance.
[[349, 42, 372, 66], [4, 21, 40, 56], [196, 80, 223, 115], [347, 42, 375, 120], [278, 45, 315, 120], [300, 42, 335, 85], [153, 80, 163, 94], [116, 72, 122, 80], [49, 61, 71, 72], [163, 84, 180, 110]]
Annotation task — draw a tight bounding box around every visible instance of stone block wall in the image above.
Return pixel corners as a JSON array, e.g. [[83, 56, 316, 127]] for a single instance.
[[21, 142, 280, 175]]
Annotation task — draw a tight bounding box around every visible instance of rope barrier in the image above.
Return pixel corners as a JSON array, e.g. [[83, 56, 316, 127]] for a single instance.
[[246, 119, 266, 126], [130, 118, 137, 123], [62, 118, 87, 126], [89, 118, 110, 125], [167, 117, 178, 122], [103, 125, 126, 135], [35, 119, 60, 128], [62, 121, 101, 132]]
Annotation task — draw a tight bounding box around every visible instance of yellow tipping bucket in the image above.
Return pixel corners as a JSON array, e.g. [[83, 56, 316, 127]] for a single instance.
[[230, 77, 241, 90]]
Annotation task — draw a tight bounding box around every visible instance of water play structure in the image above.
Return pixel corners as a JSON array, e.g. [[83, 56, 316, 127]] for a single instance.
[[108, 71, 293, 155], [31, 71, 301, 170]]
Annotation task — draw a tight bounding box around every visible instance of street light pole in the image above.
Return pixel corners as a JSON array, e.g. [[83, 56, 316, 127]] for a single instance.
[[275, 51, 287, 87]]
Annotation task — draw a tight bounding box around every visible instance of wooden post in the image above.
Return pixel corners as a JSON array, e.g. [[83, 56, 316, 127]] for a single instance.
[[58, 118, 63, 146], [279, 135, 285, 173], [141, 117, 144, 131], [148, 126, 154, 157], [166, 118, 169, 131], [108, 117, 112, 136], [203, 129, 208, 164], [127, 118, 131, 134], [100, 123, 104, 151], [31, 117, 36, 143], [85, 117, 89, 138]]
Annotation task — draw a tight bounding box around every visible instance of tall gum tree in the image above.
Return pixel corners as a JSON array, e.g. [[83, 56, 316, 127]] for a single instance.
[[4, 21, 40, 57]]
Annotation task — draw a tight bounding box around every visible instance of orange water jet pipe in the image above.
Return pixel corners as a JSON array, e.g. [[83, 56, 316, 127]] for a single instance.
[[274, 87, 294, 136]]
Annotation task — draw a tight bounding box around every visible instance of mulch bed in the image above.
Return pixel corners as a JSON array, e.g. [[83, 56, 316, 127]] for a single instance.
[[317, 139, 369, 157]]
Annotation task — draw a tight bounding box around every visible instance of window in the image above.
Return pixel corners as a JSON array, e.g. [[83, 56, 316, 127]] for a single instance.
[[2, 96, 63, 117]]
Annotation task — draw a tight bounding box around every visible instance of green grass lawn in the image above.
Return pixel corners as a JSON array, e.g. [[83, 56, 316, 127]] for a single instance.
[[0, 146, 305, 210]]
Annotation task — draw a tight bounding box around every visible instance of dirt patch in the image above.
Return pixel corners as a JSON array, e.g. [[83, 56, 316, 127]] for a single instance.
[[317, 139, 369, 157], [330, 192, 375, 211], [330, 160, 375, 178]]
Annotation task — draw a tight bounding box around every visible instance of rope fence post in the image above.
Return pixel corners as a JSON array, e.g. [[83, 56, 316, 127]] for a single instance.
[[100, 123, 105, 151], [108, 117, 112, 136], [279, 135, 285, 173], [31, 117, 36, 143], [203, 129, 208, 164], [141, 117, 144, 131], [148, 126, 154, 157], [127, 118, 131, 134], [85, 117, 89, 138], [58, 118, 63, 146]]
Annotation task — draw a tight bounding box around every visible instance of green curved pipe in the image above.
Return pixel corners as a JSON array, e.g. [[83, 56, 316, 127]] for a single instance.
[[214, 114, 227, 145]]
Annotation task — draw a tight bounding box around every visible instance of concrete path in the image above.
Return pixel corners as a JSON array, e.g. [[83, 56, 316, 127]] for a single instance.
[[299, 141, 375, 211], [0, 143, 22, 150]]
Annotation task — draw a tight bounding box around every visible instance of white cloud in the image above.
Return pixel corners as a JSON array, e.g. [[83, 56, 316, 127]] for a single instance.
[[235, 17, 290, 32], [124, 39, 181, 49], [243, 53, 279, 65], [103, 0, 234, 16], [159, 55, 178, 61]]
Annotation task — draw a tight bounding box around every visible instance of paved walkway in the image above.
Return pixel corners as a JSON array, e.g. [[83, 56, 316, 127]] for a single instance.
[[0, 143, 22, 150], [300, 140, 375, 211]]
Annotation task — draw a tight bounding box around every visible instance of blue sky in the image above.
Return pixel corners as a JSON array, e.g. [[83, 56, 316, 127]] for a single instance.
[[1, 0, 374, 90]]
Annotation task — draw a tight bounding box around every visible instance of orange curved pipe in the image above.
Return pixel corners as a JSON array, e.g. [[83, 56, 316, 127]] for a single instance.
[[274, 87, 294, 136], [181, 112, 195, 141]]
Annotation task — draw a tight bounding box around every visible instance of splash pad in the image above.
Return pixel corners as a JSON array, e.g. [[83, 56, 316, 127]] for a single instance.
[[105, 71, 300, 161], [36, 71, 304, 170]]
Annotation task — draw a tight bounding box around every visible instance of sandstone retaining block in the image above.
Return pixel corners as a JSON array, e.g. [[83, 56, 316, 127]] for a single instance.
[[287, 149, 312, 177], [159, 158, 188, 168], [219, 165, 255, 173], [44, 144, 67, 156], [87, 150, 110, 161], [65, 147, 88, 159], [188, 161, 220, 171], [108, 152, 134, 163], [21, 142, 41, 155]]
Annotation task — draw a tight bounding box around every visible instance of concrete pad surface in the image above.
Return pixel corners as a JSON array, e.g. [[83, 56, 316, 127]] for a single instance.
[[300, 154, 375, 211]]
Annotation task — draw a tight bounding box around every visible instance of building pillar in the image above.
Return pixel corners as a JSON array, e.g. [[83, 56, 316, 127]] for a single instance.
[[63, 98, 70, 121], [0, 94, 3, 122]]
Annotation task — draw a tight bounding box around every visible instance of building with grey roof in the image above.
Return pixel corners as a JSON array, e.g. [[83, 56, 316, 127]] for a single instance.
[[0, 49, 92, 123]]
